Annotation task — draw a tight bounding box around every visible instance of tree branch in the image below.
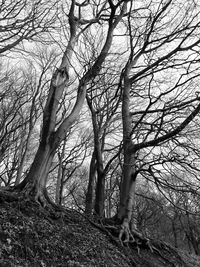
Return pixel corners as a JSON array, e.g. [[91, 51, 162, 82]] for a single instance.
[[132, 101, 200, 152]]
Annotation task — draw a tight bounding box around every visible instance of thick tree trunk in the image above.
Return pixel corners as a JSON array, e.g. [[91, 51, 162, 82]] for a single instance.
[[17, 141, 54, 204], [118, 151, 136, 221]]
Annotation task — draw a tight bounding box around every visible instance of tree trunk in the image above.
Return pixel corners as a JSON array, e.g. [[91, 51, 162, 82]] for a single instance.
[[117, 66, 139, 242], [15, 126, 33, 186], [94, 170, 105, 217], [118, 150, 136, 222], [17, 141, 55, 204], [55, 140, 66, 204], [118, 67, 136, 219], [87, 95, 106, 217], [172, 220, 178, 248], [13, 1, 77, 201], [85, 151, 96, 215], [93, 133, 106, 217]]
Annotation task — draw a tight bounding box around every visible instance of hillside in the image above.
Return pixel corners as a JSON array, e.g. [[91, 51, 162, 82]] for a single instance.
[[0, 199, 199, 267]]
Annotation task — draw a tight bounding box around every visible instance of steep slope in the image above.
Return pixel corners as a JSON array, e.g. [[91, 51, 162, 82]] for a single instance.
[[0, 199, 199, 267]]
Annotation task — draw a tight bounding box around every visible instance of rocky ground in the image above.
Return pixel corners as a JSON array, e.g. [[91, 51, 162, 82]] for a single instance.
[[0, 199, 199, 267]]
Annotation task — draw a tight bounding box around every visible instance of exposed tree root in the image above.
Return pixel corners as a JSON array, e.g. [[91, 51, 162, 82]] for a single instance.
[[101, 220, 187, 266], [101, 218, 156, 255], [0, 184, 53, 211], [0, 191, 187, 266], [119, 218, 135, 244]]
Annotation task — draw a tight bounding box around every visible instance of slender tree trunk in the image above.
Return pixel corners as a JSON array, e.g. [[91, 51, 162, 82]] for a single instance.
[[85, 151, 96, 215], [94, 170, 105, 217], [15, 126, 33, 186], [55, 139, 66, 204], [117, 66, 139, 243], [94, 136, 105, 217], [172, 220, 178, 248], [15, 133, 25, 186], [87, 95, 106, 217]]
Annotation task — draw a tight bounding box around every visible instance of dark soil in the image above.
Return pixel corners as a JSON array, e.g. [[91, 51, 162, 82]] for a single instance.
[[0, 199, 199, 267]]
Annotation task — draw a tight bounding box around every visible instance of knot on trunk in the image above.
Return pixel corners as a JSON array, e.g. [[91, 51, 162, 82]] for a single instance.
[[52, 67, 69, 87]]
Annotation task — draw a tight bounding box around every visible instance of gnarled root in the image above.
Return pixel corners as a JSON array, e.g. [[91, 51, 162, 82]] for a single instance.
[[119, 218, 154, 253], [34, 189, 48, 207], [119, 218, 135, 244]]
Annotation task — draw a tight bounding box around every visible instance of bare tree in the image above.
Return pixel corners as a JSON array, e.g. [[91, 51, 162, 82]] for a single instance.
[[0, 0, 58, 54], [116, 0, 200, 242], [9, 0, 129, 205], [86, 67, 121, 217], [53, 128, 89, 205]]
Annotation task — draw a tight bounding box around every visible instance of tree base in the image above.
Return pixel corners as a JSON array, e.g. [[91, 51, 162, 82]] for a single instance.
[[103, 217, 154, 254], [0, 183, 57, 212]]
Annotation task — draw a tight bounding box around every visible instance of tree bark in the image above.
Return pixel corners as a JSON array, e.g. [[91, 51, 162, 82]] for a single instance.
[[117, 62, 139, 242], [85, 151, 96, 215], [55, 139, 66, 204], [17, 141, 54, 204]]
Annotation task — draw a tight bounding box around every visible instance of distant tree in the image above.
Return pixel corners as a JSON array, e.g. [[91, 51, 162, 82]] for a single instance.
[[53, 128, 90, 205], [85, 68, 121, 217], [0, 0, 57, 54]]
